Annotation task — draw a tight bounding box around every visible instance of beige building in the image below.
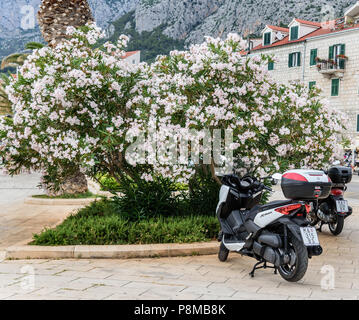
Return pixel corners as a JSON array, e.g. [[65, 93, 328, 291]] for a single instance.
[[122, 50, 141, 65], [249, 1, 359, 147]]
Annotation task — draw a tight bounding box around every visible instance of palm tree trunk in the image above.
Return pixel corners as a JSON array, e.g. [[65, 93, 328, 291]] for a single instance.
[[38, 0, 94, 47], [46, 169, 89, 197], [38, 0, 94, 195]]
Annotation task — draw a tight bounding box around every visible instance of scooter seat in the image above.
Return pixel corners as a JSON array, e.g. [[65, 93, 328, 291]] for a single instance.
[[245, 200, 293, 221]]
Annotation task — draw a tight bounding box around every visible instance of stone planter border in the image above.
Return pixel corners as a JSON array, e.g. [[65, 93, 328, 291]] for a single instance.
[[24, 196, 102, 206], [5, 242, 219, 260]]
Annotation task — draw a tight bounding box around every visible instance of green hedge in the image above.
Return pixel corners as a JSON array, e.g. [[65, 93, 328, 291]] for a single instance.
[[31, 199, 219, 245]]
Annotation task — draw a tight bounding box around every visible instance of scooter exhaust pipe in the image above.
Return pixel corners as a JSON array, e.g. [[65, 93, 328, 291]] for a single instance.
[[308, 245, 323, 256], [258, 232, 282, 248], [253, 241, 281, 266]]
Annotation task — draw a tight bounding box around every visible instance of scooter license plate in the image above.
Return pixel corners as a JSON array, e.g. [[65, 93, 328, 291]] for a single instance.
[[300, 227, 320, 246], [336, 200, 348, 213]]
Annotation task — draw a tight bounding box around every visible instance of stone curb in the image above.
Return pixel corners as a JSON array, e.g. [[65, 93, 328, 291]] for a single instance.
[[24, 196, 101, 206], [5, 242, 219, 260]]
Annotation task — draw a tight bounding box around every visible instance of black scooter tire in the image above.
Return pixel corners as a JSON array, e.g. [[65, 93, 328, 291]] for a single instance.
[[278, 233, 308, 282], [218, 242, 229, 262], [329, 215, 344, 236]]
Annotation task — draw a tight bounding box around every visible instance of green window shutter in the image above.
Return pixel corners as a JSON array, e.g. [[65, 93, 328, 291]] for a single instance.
[[264, 32, 271, 45], [290, 26, 299, 40], [297, 52, 301, 66], [309, 81, 316, 89], [268, 61, 274, 70], [340, 44, 346, 55], [288, 53, 293, 67], [331, 79, 339, 96], [339, 44, 346, 69], [310, 49, 317, 66], [357, 114, 359, 132], [329, 46, 334, 59]]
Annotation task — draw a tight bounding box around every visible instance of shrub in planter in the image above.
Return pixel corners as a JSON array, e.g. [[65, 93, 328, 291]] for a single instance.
[[31, 199, 220, 245], [112, 174, 185, 221], [96, 174, 121, 192]]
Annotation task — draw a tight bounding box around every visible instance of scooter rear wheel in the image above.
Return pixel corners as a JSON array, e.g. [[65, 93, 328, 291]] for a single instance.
[[329, 215, 344, 236], [278, 233, 308, 282], [218, 242, 229, 262]]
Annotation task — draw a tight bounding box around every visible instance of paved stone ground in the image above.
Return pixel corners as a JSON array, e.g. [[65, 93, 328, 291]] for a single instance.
[[0, 173, 85, 249], [0, 173, 358, 299], [0, 233, 358, 300]]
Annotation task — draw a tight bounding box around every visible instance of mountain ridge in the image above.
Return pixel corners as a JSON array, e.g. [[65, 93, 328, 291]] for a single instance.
[[0, 0, 357, 62]]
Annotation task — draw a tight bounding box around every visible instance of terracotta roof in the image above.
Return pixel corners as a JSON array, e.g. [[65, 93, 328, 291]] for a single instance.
[[122, 51, 140, 59], [294, 19, 321, 27], [266, 25, 289, 33], [252, 22, 359, 51]]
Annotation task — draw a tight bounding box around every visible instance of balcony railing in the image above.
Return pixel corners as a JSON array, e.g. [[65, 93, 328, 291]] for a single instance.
[[316, 57, 347, 77]]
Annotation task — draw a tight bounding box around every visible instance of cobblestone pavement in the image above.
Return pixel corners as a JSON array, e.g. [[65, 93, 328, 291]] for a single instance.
[[0, 219, 358, 300], [0, 173, 86, 249], [0, 173, 358, 300]]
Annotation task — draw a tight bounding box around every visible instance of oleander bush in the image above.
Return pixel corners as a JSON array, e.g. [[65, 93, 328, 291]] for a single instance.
[[0, 23, 348, 225]]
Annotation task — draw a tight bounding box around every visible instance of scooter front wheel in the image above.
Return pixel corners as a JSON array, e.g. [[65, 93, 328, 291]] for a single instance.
[[278, 233, 308, 282], [218, 241, 229, 262]]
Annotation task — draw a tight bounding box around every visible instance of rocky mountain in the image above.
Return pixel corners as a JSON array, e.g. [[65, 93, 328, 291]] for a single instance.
[[133, 0, 356, 44], [0, 0, 357, 61], [0, 0, 139, 59]]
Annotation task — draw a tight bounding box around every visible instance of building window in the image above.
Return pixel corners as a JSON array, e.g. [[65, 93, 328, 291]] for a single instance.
[[264, 32, 271, 46], [329, 44, 346, 69], [268, 61, 274, 70], [310, 49, 318, 66], [290, 26, 299, 41], [248, 41, 254, 51], [289, 52, 301, 67], [331, 78, 340, 96], [309, 81, 316, 89]]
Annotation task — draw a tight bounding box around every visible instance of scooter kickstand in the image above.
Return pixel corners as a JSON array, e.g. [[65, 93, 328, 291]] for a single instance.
[[249, 261, 265, 278], [249, 261, 278, 277]]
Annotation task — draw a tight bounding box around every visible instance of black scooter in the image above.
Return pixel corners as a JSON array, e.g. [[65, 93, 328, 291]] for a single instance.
[[308, 166, 352, 235]]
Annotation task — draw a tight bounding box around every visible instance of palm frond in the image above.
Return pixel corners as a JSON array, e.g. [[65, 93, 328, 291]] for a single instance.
[[25, 42, 45, 50], [0, 85, 11, 115], [0, 73, 11, 86], [1, 53, 29, 70]]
